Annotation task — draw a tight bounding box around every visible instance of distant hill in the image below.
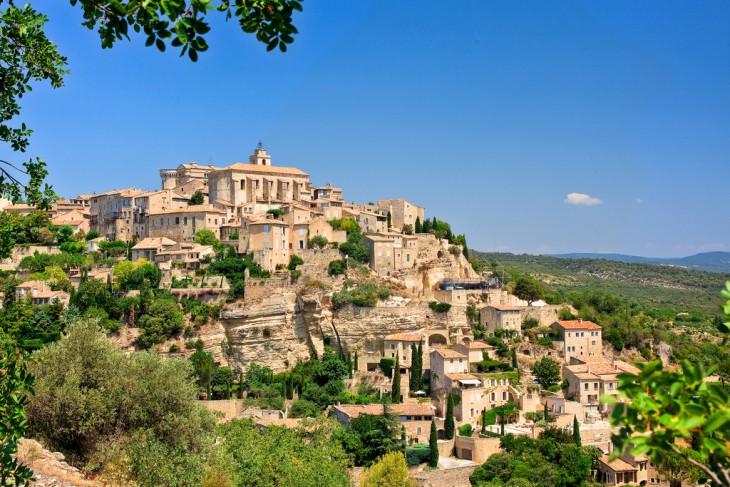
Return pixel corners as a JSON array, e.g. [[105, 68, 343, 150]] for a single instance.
[[473, 251, 730, 315], [550, 251, 730, 273]]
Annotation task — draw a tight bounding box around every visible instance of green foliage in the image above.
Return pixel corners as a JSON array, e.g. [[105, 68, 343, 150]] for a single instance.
[[333, 282, 390, 309], [513, 276, 544, 305], [0, 337, 35, 485], [572, 416, 581, 447], [137, 298, 184, 348], [308, 235, 329, 249], [470, 433, 592, 487], [113, 260, 161, 291], [328, 217, 361, 234], [126, 430, 205, 487], [607, 358, 730, 485], [409, 340, 423, 392], [474, 359, 513, 373], [428, 301, 451, 313], [429, 419, 439, 467], [532, 357, 561, 389], [336, 408, 403, 467], [380, 357, 396, 377], [84, 230, 100, 241], [266, 208, 286, 218], [391, 356, 401, 403], [406, 444, 432, 467], [445, 394, 455, 440], [288, 254, 304, 270], [218, 418, 350, 487], [289, 399, 320, 418], [458, 423, 474, 437], [27, 320, 215, 463], [194, 229, 218, 246], [328, 259, 346, 276], [187, 190, 204, 205], [415, 216, 422, 234], [360, 451, 416, 487]]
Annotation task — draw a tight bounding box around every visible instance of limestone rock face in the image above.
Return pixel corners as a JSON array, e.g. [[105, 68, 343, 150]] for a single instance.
[[213, 248, 479, 373]]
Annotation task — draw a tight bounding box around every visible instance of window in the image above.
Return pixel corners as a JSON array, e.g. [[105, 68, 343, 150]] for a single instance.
[[184, 217, 187, 225], [175, 217, 180, 225], [584, 383, 589, 390], [416, 427, 421, 434], [299, 228, 304, 236], [263, 242, 269, 250], [264, 225, 269, 233]]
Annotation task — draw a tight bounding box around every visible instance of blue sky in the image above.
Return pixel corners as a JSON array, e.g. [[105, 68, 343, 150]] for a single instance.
[[14, 1, 729, 257]]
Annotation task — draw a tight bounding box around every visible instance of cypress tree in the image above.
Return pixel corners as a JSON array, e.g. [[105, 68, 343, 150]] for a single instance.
[[415, 340, 423, 391], [391, 356, 401, 403], [481, 409, 487, 434], [429, 419, 439, 467], [387, 211, 392, 228], [347, 351, 353, 376], [573, 416, 582, 446], [409, 342, 418, 391], [500, 412, 505, 436], [422, 217, 431, 233], [511, 348, 519, 383], [238, 371, 244, 399], [354, 350, 359, 372], [415, 216, 422, 233], [462, 235, 469, 259], [544, 400, 549, 421], [445, 395, 455, 440], [401, 425, 407, 450]]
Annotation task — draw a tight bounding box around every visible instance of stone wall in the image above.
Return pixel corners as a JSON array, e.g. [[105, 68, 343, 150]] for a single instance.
[[454, 434, 502, 463], [297, 248, 343, 267], [0, 245, 59, 271]]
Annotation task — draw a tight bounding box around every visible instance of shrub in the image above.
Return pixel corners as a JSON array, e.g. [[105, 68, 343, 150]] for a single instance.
[[428, 301, 451, 313], [522, 318, 539, 330], [288, 255, 304, 270], [328, 259, 346, 276], [458, 424, 473, 437], [228, 232, 239, 240], [379, 358, 396, 377], [85, 230, 100, 241], [169, 344, 180, 353], [305, 280, 325, 290], [308, 235, 328, 249], [449, 245, 461, 256], [405, 445, 432, 467], [332, 282, 390, 309], [186, 339, 205, 351]]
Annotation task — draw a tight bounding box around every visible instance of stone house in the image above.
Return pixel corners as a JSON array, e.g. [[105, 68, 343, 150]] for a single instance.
[[239, 215, 290, 270], [430, 348, 470, 396], [481, 304, 522, 338], [15, 281, 69, 306], [147, 205, 226, 242], [130, 189, 189, 239], [330, 403, 435, 445], [563, 357, 639, 415], [51, 209, 89, 234], [383, 330, 426, 367], [154, 243, 214, 270], [89, 188, 144, 240], [377, 198, 425, 231], [160, 162, 218, 190], [550, 320, 603, 362], [363, 233, 417, 275], [207, 146, 311, 206], [597, 456, 641, 485], [452, 341, 494, 364], [131, 237, 178, 262], [312, 183, 343, 202]]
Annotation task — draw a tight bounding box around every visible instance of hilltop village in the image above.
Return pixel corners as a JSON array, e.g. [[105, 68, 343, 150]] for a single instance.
[[1, 145, 677, 485]]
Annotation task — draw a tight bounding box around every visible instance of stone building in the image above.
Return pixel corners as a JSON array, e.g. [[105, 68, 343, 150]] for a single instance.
[[131, 237, 178, 262], [147, 205, 226, 241], [481, 304, 522, 338], [383, 330, 426, 366], [160, 162, 218, 190], [550, 320, 603, 362], [377, 198, 425, 231], [563, 357, 639, 415], [452, 340, 494, 364], [207, 145, 311, 207], [15, 281, 69, 306], [330, 403, 435, 445], [89, 188, 143, 240], [363, 233, 417, 275]]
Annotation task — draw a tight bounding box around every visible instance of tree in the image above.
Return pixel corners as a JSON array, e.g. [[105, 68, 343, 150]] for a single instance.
[[607, 281, 730, 486], [189, 350, 215, 399], [338, 409, 403, 466], [513, 276, 544, 306], [573, 416, 581, 447], [187, 190, 204, 205], [386, 211, 392, 229], [354, 350, 359, 371], [137, 298, 184, 348], [532, 357, 561, 389], [429, 419, 439, 467], [194, 228, 218, 246], [0, 337, 35, 485], [391, 356, 401, 403], [445, 394, 455, 440], [360, 451, 416, 487], [415, 216, 422, 234]]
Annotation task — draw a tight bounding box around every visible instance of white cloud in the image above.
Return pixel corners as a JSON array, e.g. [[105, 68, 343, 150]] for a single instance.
[[564, 193, 602, 207], [636, 198, 643, 204]]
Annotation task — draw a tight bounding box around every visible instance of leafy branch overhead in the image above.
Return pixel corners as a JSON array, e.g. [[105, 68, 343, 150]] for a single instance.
[[70, 0, 303, 60]]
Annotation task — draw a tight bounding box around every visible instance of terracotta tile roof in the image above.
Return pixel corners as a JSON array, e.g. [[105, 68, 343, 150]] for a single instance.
[[431, 348, 468, 359], [599, 456, 637, 472], [213, 200, 235, 207], [133, 237, 178, 250], [567, 360, 640, 377], [554, 320, 602, 330], [384, 331, 424, 342], [218, 162, 308, 176], [490, 304, 521, 311], [465, 341, 493, 349], [333, 403, 435, 419]]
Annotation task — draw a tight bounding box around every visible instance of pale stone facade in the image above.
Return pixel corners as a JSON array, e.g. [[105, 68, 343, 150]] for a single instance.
[[160, 162, 217, 190], [481, 304, 522, 338], [89, 188, 143, 240], [551, 320, 603, 362], [364, 233, 417, 275], [147, 205, 226, 241], [383, 330, 426, 366], [564, 357, 639, 415], [330, 403, 435, 445], [208, 146, 311, 207], [15, 281, 69, 306], [131, 237, 178, 262], [377, 198, 425, 231]]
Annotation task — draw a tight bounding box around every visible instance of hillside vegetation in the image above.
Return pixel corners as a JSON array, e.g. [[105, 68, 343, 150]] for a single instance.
[[475, 252, 728, 316]]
